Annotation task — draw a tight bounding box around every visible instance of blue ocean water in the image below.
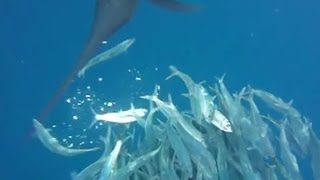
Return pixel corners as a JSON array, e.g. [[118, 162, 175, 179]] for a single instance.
[[1, 0, 320, 179]]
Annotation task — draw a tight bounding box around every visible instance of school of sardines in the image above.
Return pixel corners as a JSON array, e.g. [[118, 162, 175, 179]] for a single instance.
[[33, 66, 320, 180]]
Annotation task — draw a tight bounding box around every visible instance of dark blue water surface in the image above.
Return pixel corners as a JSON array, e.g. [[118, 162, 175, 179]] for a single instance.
[[1, 0, 320, 179]]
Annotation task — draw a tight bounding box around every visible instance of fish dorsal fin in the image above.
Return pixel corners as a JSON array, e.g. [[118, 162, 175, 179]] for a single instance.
[[288, 99, 294, 106], [153, 84, 160, 96], [130, 103, 135, 110]]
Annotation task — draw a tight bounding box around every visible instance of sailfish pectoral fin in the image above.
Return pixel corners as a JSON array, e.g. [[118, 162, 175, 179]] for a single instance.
[[147, 0, 200, 12]]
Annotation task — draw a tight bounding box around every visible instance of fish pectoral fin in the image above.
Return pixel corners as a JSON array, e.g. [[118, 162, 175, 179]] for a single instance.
[[148, 0, 200, 12]]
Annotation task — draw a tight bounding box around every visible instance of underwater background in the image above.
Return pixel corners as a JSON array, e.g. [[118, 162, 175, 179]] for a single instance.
[[1, 0, 320, 179]]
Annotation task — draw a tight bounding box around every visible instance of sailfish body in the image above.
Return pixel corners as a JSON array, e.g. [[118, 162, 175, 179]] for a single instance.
[[36, 0, 198, 127]]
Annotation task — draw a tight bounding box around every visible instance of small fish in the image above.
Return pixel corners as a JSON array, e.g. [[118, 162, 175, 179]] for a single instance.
[[33, 119, 99, 156], [71, 128, 113, 180], [140, 91, 206, 146], [78, 38, 136, 78], [278, 121, 302, 179], [165, 122, 193, 177], [109, 146, 161, 180], [99, 140, 123, 180], [91, 104, 148, 125]]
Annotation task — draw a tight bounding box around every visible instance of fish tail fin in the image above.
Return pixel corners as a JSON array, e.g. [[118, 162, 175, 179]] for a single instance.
[[89, 106, 98, 129], [166, 65, 179, 80], [215, 73, 227, 84]]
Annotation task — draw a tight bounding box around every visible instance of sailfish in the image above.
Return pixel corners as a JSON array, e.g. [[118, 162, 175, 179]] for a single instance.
[[35, 0, 199, 127]]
